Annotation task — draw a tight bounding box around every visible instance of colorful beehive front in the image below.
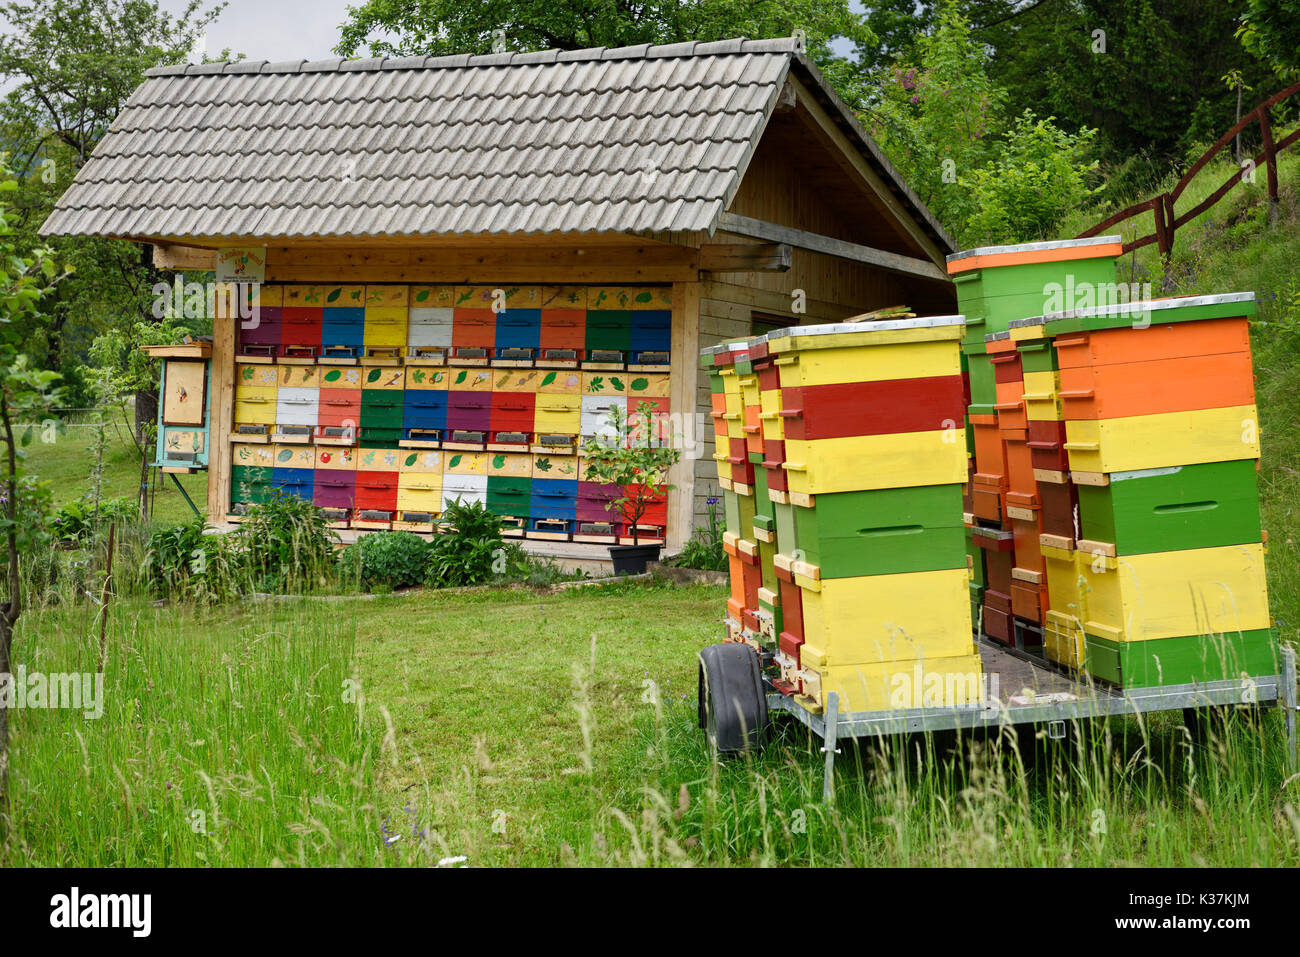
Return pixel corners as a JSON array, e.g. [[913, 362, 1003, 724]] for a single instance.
[[702, 316, 981, 715], [947, 233, 1276, 690]]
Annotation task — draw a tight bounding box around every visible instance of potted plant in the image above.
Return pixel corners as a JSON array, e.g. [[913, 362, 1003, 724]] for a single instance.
[[581, 400, 681, 575]]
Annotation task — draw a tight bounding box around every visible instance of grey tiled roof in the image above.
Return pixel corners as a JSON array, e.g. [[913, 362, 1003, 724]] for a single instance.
[[41, 37, 951, 248]]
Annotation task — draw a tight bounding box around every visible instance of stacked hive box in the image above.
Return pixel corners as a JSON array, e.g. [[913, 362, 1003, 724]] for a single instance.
[[1046, 293, 1272, 686], [224, 282, 671, 539], [702, 316, 981, 715], [949, 237, 1275, 689]]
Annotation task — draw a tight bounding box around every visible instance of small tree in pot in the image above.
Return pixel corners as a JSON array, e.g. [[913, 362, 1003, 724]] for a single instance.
[[581, 400, 680, 574]]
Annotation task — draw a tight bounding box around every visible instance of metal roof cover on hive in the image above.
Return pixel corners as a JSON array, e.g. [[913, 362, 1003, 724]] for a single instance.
[[40, 37, 952, 249]]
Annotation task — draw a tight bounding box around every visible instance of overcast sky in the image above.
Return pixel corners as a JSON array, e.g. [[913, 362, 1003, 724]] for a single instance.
[[159, 0, 864, 63]]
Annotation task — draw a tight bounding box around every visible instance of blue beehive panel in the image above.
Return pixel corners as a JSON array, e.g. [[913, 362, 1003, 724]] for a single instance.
[[494, 308, 542, 352], [272, 466, 315, 501]]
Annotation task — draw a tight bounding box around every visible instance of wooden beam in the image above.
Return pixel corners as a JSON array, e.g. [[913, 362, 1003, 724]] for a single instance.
[[206, 309, 236, 519], [716, 212, 948, 283], [699, 243, 792, 273], [789, 77, 949, 265], [666, 280, 701, 555], [153, 243, 217, 271]]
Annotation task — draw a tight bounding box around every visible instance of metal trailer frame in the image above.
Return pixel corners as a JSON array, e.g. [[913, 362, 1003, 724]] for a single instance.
[[764, 640, 1298, 802]]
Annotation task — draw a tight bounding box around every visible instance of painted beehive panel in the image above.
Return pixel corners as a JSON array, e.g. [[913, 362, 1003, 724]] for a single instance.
[[1063, 404, 1260, 473], [539, 286, 587, 355], [451, 286, 498, 355]]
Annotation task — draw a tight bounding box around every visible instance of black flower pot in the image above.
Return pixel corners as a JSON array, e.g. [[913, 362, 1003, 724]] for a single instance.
[[609, 543, 662, 576]]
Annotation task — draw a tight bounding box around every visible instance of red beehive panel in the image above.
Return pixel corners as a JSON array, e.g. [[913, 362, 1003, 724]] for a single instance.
[[779, 374, 965, 440]]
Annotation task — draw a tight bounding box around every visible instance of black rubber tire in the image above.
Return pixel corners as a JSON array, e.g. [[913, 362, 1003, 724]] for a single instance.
[[697, 643, 768, 756]]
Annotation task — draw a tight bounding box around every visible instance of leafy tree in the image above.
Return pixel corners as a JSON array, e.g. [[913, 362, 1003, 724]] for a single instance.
[[0, 171, 70, 809], [1238, 0, 1300, 79], [335, 0, 875, 74]]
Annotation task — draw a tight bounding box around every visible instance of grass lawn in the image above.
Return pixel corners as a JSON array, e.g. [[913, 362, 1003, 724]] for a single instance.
[[25, 417, 207, 526], [6, 580, 1298, 867]]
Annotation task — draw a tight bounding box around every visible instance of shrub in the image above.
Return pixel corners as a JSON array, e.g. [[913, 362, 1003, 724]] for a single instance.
[[341, 531, 431, 591], [236, 492, 337, 592], [492, 541, 587, 587], [51, 494, 140, 545], [673, 489, 726, 571], [144, 517, 249, 603], [424, 499, 505, 587]]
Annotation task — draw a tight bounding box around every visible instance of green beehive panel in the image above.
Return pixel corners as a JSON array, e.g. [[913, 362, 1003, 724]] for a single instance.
[[758, 596, 783, 648], [723, 490, 742, 536], [487, 476, 532, 516], [966, 352, 997, 407], [230, 465, 273, 504], [792, 484, 967, 579], [1084, 629, 1277, 687], [1045, 291, 1256, 335], [774, 501, 798, 555], [1016, 339, 1057, 373], [758, 537, 778, 595], [361, 390, 404, 428], [969, 581, 985, 632], [585, 310, 632, 352], [967, 528, 986, 587], [708, 371, 725, 391], [958, 256, 1118, 346], [1076, 461, 1262, 555], [751, 459, 775, 533]]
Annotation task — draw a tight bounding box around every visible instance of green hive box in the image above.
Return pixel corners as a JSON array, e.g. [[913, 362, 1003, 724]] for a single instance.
[[1043, 291, 1255, 335], [1084, 629, 1277, 688], [231, 465, 274, 504], [773, 500, 798, 555], [1076, 460, 1262, 555], [949, 237, 1121, 348], [1015, 337, 1057, 373], [792, 484, 966, 579]]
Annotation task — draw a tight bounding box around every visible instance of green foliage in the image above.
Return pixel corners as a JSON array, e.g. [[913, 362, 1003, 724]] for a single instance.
[[336, 0, 874, 71], [144, 516, 248, 603], [962, 111, 1100, 244], [1239, 0, 1300, 78], [674, 493, 726, 572], [237, 492, 337, 593], [51, 494, 138, 545], [340, 531, 431, 591], [424, 498, 505, 588], [579, 401, 680, 545], [0, 474, 54, 562]]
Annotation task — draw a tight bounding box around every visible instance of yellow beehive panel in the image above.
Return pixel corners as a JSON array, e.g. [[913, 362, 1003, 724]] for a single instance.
[[238, 363, 278, 388], [233, 386, 276, 424], [627, 372, 670, 398], [537, 369, 581, 394], [362, 306, 408, 348], [1043, 610, 1087, 670], [277, 364, 320, 389], [361, 366, 406, 390], [534, 394, 581, 434], [443, 451, 487, 476], [783, 432, 966, 495], [314, 446, 356, 470], [798, 568, 975, 666], [404, 366, 449, 390], [232, 443, 276, 468], [283, 285, 329, 307], [399, 449, 443, 474], [582, 371, 626, 396], [1022, 370, 1063, 421], [488, 451, 533, 478], [1064, 405, 1260, 473], [250, 283, 283, 308], [773, 341, 959, 388], [448, 367, 493, 392], [799, 654, 984, 714], [321, 284, 365, 307], [1043, 547, 1084, 618], [273, 444, 315, 470], [397, 471, 443, 512], [494, 368, 544, 393], [365, 285, 410, 308], [1076, 543, 1270, 643], [532, 451, 579, 479], [542, 285, 588, 310], [759, 381, 784, 441]]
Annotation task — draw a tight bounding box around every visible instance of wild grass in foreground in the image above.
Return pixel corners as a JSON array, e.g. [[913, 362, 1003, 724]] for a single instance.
[[5, 582, 1298, 867]]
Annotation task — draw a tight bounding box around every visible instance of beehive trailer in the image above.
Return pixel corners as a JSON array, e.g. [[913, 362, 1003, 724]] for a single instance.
[[698, 641, 1298, 802]]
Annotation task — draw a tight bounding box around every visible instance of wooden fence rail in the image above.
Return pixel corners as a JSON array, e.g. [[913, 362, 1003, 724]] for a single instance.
[[1078, 81, 1300, 259]]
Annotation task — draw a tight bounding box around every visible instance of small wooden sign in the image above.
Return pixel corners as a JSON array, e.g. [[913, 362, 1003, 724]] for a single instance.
[[215, 247, 267, 283]]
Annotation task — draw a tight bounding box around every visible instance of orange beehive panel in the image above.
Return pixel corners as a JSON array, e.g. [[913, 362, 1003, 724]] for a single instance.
[[1052, 317, 1250, 369], [1058, 350, 1255, 419]]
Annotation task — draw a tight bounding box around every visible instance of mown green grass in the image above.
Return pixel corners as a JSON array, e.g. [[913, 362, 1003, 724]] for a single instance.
[[24, 419, 206, 526]]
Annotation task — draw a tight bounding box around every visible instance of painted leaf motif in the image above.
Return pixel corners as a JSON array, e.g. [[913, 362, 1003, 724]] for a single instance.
[[415, 289, 430, 302], [412, 369, 425, 383], [455, 371, 468, 384], [277, 449, 292, 462], [493, 454, 506, 469], [536, 458, 552, 471], [327, 288, 341, 303], [590, 376, 603, 391], [497, 372, 512, 388], [241, 367, 253, 380], [635, 292, 653, 303], [610, 376, 625, 392], [367, 368, 383, 383], [405, 453, 417, 467], [541, 371, 557, 387], [631, 378, 649, 391], [449, 454, 462, 469]]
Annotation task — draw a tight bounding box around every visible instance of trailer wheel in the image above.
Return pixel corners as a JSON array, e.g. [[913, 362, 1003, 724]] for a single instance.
[[697, 643, 768, 756]]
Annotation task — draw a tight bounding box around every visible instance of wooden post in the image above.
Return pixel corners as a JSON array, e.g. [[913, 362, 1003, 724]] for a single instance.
[[666, 279, 701, 554], [1259, 106, 1280, 222], [207, 284, 237, 522]]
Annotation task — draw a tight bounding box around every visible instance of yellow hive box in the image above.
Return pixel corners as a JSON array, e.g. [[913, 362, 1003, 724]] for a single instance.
[[1075, 542, 1270, 643], [1022, 370, 1064, 421], [1064, 404, 1260, 473], [799, 567, 975, 665], [1042, 543, 1083, 618], [1044, 610, 1087, 670], [759, 380, 784, 441], [773, 339, 959, 389], [232, 443, 275, 468], [363, 307, 408, 349], [534, 394, 581, 434], [396, 471, 443, 512], [400, 449, 444, 474], [799, 653, 985, 714], [234, 386, 276, 425], [783, 432, 966, 495], [273, 444, 315, 470]]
